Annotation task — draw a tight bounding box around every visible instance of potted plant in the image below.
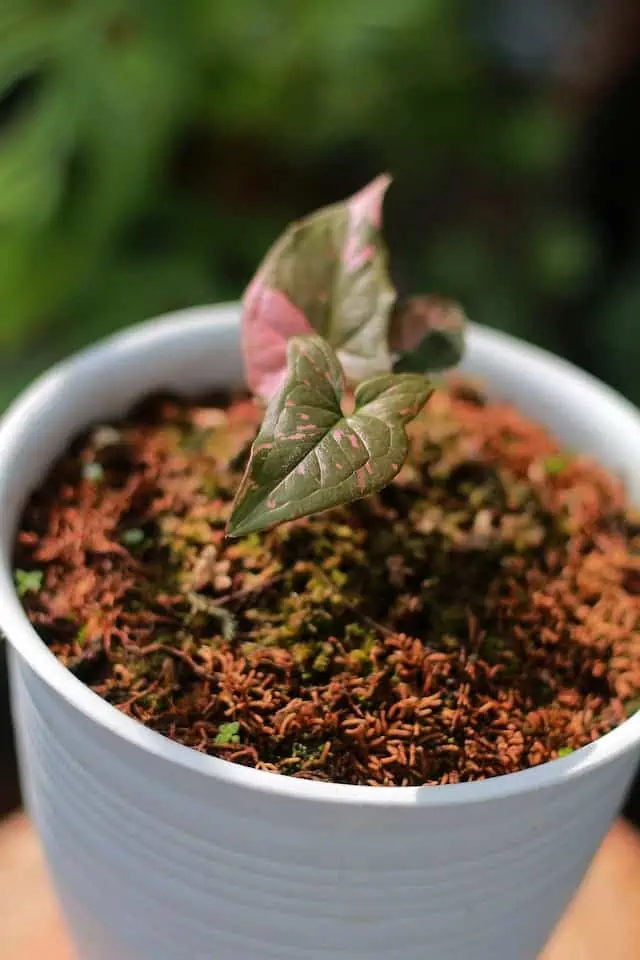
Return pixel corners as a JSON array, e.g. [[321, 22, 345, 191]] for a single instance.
[[1, 178, 640, 960]]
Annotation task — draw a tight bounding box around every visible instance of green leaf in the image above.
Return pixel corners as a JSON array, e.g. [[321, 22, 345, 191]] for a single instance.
[[82, 461, 104, 482], [214, 721, 241, 745], [390, 295, 466, 373], [14, 568, 42, 597], [542, 453, 572, 476], [242, 175, 396, 398], [227, 335, 432, 537], [121, 528, 145, 546], [557, 746, 574, 758]]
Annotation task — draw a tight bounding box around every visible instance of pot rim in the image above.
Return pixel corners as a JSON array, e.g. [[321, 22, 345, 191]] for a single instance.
[[2, 303, 640, 808]]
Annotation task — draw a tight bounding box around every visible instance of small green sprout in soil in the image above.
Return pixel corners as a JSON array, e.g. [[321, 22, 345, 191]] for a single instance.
[[121, 528, 145, 547], [214, 722, 241, 746], [14, 568, 43, 598]]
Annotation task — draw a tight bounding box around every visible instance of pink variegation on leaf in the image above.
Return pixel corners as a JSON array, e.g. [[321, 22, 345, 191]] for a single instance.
[[343, 174, 390, 273], [347, 173, 390, 231], [342, 237, 374, 274], [242, 275, 313, 400]]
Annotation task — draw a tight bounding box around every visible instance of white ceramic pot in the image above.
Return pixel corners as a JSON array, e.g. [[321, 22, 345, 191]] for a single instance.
[[2, 304, 640, 960]]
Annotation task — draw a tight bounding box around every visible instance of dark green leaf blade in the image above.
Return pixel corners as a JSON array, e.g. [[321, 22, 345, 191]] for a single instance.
[[227, 336, 432, 537], [390, 295, 466, 373]]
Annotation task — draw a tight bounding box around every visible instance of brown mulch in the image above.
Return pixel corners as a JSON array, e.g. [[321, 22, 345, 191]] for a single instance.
[[13, 381, 640, 786]]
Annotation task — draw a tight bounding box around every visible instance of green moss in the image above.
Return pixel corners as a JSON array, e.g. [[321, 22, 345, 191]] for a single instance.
[[121, 528, 145, 546], [481, 635, 506, 664], [290, 741, 323, 761], [543, 453, 573, 476], [625, 698, 640, 719], [16, 387, 640, 787]]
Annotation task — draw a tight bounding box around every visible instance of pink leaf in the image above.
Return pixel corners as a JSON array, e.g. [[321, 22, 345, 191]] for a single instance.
[[242, 275, 314, 399]]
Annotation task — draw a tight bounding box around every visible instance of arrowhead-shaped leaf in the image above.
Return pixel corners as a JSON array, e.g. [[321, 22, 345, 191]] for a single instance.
[[227, 336, 433, 537], [242, 175, 396, 399], [390, 295, 466, 373]]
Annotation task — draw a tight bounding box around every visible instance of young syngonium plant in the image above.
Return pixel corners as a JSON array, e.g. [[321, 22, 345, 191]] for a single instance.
[[227, 175, 466, 538]]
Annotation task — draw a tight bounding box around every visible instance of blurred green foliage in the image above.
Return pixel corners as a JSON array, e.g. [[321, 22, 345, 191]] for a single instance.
[[0, 0, 637, 406]]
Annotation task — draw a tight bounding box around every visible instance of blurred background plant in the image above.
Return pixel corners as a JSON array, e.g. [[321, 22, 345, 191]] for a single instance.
[[2, 0, 640, 410], [2, 0, 640, 820]]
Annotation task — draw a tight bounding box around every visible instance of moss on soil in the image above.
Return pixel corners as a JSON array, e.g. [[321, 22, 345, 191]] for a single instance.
[[14, 381, 640, 785]]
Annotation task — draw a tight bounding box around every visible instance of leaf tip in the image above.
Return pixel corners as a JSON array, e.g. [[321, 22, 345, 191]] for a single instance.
[[224, 520, 240, 539], [226, 500, 259, 539], [348, 173, 393, 229]]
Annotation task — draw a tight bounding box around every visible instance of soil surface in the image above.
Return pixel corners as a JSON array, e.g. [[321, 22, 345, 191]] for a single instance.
[[14, 382, 640, 786]]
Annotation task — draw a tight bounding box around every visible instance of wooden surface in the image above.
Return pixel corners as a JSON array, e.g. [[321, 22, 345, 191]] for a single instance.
[[2, 813, 640, 959]]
